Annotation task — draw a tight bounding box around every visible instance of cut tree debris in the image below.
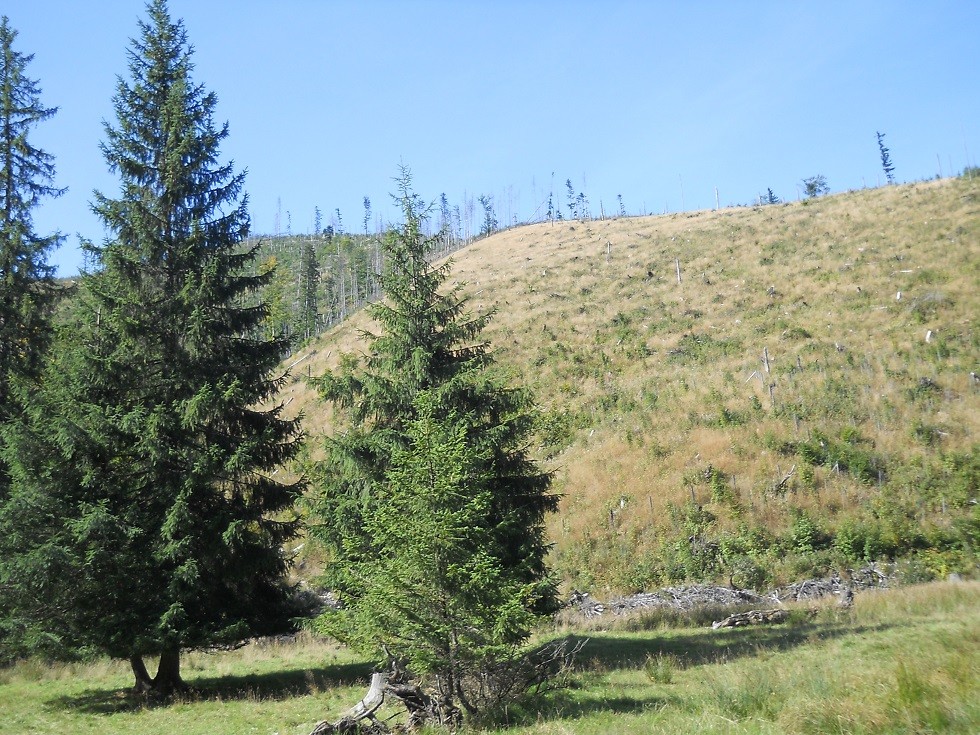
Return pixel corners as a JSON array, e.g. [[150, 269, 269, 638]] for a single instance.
[[711, 608, 790, 629], [566, 565, 889, 620]]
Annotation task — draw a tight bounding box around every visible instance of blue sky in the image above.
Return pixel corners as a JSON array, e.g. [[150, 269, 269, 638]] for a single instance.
[[10, 1, 980, 276]]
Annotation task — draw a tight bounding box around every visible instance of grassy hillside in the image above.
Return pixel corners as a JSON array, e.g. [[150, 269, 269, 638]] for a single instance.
[[284, 176, 979, 593]]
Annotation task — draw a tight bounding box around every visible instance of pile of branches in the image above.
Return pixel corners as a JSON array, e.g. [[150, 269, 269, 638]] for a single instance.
[[567, 565, 892, 619], [568, 585, 763, 618], [770, 565, 889, 602]]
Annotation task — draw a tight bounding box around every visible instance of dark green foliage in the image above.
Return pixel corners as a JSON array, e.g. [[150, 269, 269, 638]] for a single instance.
[[781, 428, 885, 484], [298, 239, 319, 340], [666, 333, 743, 364], [0, 14, 63, 482], [0, 0, 302, 685], [306, 168, 557, 715], [789, 509, 830, 554], [0, 16, 65, 658]]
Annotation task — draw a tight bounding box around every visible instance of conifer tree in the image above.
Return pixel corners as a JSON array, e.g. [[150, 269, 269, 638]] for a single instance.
[[565, 178, 576, 218], [0, 16, 63, 489], [478, 193, 497, 237], [306, 167, 558, 716], [0, 0, 302, 694], [298, 239, 319, 340], [877, 131, 896, 184], [802, 174, 829, 198], [362, 195, 372, 235]]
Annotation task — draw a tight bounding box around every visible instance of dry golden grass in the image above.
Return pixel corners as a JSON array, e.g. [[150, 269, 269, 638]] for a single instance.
[[286, 177, 979, 591]]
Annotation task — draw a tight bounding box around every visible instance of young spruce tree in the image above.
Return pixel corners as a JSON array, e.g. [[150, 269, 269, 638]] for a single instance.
[[0, 0, 302, 693], [307, 168, 558, 717]]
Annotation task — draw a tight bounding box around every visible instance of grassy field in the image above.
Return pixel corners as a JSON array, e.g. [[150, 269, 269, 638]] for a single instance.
[[1, 581, 976, 734], [284, 176, 979, 592]]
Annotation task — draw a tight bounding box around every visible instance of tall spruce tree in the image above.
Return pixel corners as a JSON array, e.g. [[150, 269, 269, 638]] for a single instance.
[[0, 16, 63, 489], [298, 238, 319, 340], [306, 168, 558, 717], [0, 0, 302, 693]]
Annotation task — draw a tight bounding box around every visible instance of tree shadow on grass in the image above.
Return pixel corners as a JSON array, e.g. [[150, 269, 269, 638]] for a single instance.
[[48, 659, 374, 715], [498, 686, 678, 728], [487, 620, 899, 728], [569, 620, 899, 671]]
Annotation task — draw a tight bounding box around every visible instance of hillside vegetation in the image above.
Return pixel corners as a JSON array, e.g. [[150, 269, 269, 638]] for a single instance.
[[281, 176, 979, 593]]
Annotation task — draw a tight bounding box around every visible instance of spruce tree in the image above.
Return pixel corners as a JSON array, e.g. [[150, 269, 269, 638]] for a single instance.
[[298, 238, 319, 340], [306, 168, 558, 716], [0, 0, 302, 693], [0, 15, 63, 489], [478, 193, 497, 237], [877, 131, 896, 184]]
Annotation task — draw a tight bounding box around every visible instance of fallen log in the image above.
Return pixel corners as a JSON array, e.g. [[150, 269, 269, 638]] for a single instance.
[[711, 608, 790, 629]]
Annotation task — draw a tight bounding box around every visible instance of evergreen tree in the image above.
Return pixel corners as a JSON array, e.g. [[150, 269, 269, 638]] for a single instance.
[[877, 131, 896, 184], [0, 0, 302, 694], [565, 178, 576, 218], [0, 15, 63, 487], [298, 239, 320, 340], [478, 193, 497, 237], [306, 167, 558, 717], [439, 192, 453, 251], [802, 174, 829, 198]]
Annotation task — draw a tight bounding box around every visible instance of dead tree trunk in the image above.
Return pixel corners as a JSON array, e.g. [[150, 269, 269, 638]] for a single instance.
[[308, 672, 388, 734], [307, 670, 462, 735]]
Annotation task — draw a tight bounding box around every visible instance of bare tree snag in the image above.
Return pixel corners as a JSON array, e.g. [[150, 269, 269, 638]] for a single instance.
[[308, 672, 388, 734], [307, 669, 463, 735], [772, 464, 796, 493]]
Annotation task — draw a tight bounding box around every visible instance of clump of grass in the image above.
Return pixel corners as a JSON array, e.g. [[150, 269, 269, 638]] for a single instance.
[[643, 652, 680, 684]]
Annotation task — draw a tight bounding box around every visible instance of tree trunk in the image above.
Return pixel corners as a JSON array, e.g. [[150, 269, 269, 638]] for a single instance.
[[130, 655, 154, 694], [152, 646, 186, 696], [130, 648, 187, 696]]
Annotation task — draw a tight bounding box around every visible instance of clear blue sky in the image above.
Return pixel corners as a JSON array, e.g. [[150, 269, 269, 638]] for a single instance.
[[10, 1, 980, 276]]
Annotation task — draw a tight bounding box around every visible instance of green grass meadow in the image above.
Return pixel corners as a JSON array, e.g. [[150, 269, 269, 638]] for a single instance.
[[2, 581, 976, 734]]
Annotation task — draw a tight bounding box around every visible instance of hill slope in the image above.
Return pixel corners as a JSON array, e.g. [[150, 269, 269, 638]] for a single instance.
[[284, 177, 979, 593]]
